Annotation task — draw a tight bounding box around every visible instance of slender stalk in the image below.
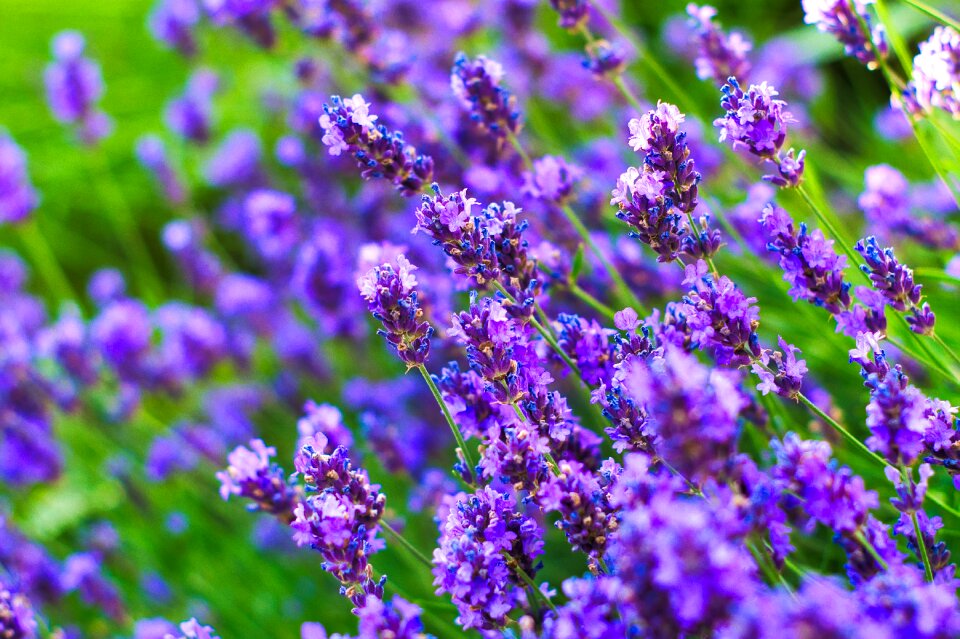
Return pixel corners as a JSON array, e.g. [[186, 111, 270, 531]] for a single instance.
[[506, 131, 534, 170], [854, 530, 891, 571], [17, 218, 77, 300], [382, 520, 434, 570], [900, 0, 960, 32], [798, 392, 884, 464], [86, 151, 164, 302], [589, 2, 702, 120], [561, 202, 647, 313], [612, 75, 644, 114], [901, 467, 935, 582], [507, 558, 557, 613], [932, 332, 960, 374], [418, 364, 476, 475], [568, 280, 618, 320]]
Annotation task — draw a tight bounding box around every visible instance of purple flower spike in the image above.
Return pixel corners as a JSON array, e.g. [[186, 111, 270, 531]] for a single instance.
[[292, 436, 386, 605], [148, 0, 201, 56], [319, 94, 434, 195], [912, 27, 960, 119], [549, 0, 589, 31], [163, 618, 220, 639], [358, 255, 433, 368], [451, 53, 522, 142], [760, 203, 851, 313], [165, 69, 219, 144], [855, 236, 935, 335], [0, 579, 38, 639], [715, 77, 805, 187], [44, 31, 112, 145], [583, 39, 628, 78], [802, 0, 888, 70], [0, 133, 39, 225], [201, 0, 277, 47], [686, 4, 753, 86], [136, 135, 186, 205], [217, 439, 299, 522], [432, 487, 544, 631], [522, 155, 582, 205]]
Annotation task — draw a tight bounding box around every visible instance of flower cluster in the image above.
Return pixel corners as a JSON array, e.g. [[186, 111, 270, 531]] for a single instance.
[[44, 31, 111, 144], [0, 134, 38, 225], [911, 26, 960, 119], [320, 94, 434, 195], [358, 255, 433, 368], [432, 487, 544, 631], [686, 4, 752, 85], [855, 236, 936, 334], [216, 439, 299, 522], [802, 0, 888, 69], [451, 53, 522, 142], [715, 77, 805, 186], [613, 102, 720, 261]]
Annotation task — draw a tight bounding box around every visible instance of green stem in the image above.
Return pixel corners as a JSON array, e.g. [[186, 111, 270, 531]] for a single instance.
[[508, 559, 557, 613], [798, 392, 885, 464], [382, 520, 434, 570], [900, 0, 960, 32], [17, 218, 77, 301], [418, 364, 476, 476], [932, 332, 960, 375], [901, 467, 935, 582], [86, 150, 164, 303], [506, 131, 534, 170], [855, 530, 891, 571], [568, 280, 618, 320], [612, 75, 644, 114], [560, 203, 646, 313]]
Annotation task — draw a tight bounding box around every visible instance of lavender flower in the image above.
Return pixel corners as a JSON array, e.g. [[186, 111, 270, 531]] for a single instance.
[[0, 133, 38, 225], [319, 94, 434, 195], [912, 26, 960, 119], [715, 78, 805, 187], [0, 580, 37, 639], [548, 0, 589, 31], [358, 255, 433, 368], [802, 0, 888, 69], [432, 487, 544, 631], [44, 31, 112, 144], [616, 102, 721, 260], [583, 39, 628, 78], [148, 0, 201, 56], [522, 155, 582, 205], [855, 236, 935, 334], [542, 576, 637, 638], [242, 189, 301, 261], [217, 439, 299, 522], [760, 203, 851, 314], [623, 344, 746, 481], [136, 135, 186, 205], [610, 488, 758, 638], [163, 618, 220, 639], [627, 102, 699, 215], [201, 0, 277, 47], [165, 69, 219, 144], [451, 53, 522, 142], [611, 167, 685, 262], [293, 435, 386, 604], [859, 165, 959, 250], [686, 4, 753, 85], [539, 459, 619, 565]]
